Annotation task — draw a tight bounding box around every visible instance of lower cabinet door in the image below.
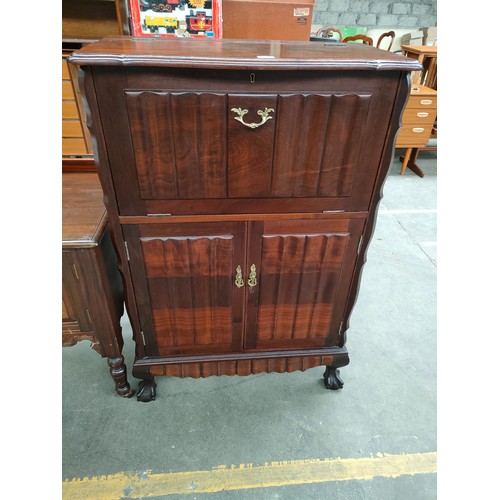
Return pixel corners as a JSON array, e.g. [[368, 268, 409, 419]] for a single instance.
[[123, 222, 246, 356], [123, 217, 364, 357], [244, 218, 365, 350]]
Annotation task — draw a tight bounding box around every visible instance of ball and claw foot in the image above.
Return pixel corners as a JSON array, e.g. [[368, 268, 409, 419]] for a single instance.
[[136, 378, 157, 402], [323, 366, 344, 390]]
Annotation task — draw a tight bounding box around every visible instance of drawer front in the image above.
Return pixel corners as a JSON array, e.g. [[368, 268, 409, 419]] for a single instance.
[[405, 95, 437, 109], [401, 107, 436, 124], [396, 124, 434, 147], [62, 58, 71, 80], [62, 100, 80, 120], [63, 119, 85, 138], [63, 137, 88, 156], [92, 67, 402, 215], [62, 80, 76, 100]]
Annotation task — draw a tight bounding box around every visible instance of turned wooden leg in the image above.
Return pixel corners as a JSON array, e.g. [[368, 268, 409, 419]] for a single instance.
[[133, 366, 156, 402], [107, 356, 135, 398]]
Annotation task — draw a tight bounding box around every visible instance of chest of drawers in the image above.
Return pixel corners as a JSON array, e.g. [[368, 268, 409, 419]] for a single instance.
[[69, 38, 420, 401], [396, 84, 437, 149]]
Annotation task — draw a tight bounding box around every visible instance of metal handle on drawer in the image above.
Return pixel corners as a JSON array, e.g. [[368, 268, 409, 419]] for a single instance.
[[231, 107, 274, 129], [417, 112, 429, 118], [420, 99, 433, 105], [412, 127, 425, 133], [235, 265, 244, 288], [247, 264, 257, 291]]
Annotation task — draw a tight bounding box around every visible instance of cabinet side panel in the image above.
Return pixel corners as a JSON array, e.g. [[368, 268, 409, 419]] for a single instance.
[[125, 91, 227, 199]]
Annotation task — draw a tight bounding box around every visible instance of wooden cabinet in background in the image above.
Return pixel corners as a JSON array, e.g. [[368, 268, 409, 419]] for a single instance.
[[69, 38, 420, 401], [222, 0, 315, 41], [62, 0, 130, 170], [62, 54, 94, 164], [62, 172, 133, 397], [396, 84, 437, 176]]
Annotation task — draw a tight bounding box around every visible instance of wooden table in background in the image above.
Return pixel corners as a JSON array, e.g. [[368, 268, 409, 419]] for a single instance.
[[62, 172, 133, 397], [401, 45, 437, 89]]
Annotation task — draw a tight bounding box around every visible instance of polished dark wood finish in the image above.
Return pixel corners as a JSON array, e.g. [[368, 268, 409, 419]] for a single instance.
[[62, 172, 133, 397], [70, 38, 419, 400], [69, 37, 421, 70]]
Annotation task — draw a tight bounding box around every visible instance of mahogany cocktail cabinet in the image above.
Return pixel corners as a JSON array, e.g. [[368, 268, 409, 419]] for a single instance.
[[69, 38, 420, 401]]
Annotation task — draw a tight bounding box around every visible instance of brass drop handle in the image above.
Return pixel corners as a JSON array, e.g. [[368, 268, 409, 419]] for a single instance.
[[247, 264, 257, 291], [235, 265, 244, 288], [231, 107, 274, 129]]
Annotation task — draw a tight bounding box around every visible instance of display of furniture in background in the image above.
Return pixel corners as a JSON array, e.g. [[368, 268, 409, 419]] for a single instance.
[[395, 84, 437, 177], [376, 31, 395, 50], [62, 50, 95, 170], [62, 0, 130, 170], [315, 26, 343, 41], [313, 28, 394, 51], [343, 34, 373, 45], [63, 172, 133, 397], [222, 0, 315, 41], [401, 45, 437, 90]]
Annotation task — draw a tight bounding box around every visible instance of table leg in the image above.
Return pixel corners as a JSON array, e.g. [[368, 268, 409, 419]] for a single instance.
[[399, 148, 425, 177]]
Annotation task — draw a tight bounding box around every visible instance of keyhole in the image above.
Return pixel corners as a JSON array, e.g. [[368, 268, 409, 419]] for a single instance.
[[250, 73, 256, 84]]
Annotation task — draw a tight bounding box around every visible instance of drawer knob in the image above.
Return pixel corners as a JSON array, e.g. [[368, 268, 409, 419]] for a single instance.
[[231, 107, 274, 129], [420, 99, 433, 105], [412, 127, 425, 133], [417, 112, 429, 118]]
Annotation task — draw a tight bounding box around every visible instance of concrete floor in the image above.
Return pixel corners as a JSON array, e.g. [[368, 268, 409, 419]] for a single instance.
[[62, 149, 437, 499]]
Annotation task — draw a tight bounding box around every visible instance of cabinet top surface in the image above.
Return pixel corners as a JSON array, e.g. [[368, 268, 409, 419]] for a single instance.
[[69, 36, 422, 71]]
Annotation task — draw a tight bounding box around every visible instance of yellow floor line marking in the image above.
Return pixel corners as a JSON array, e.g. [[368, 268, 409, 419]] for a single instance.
[[62, 451, 436, 499]]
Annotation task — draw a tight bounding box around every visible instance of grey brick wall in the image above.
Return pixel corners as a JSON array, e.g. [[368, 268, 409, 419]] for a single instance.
[[312, 0, 437, 29]]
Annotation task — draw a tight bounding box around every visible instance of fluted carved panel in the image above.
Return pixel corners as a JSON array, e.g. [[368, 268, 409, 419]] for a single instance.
[[140, 235, 235, 352], [255, 233, 350, 345], [151, 355, 336, 378], [125, 91, 227, 199], [271, 93, 372, 197]]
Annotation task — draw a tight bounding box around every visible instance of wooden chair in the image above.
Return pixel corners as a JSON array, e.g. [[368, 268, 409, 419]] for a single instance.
[[343, 34, 373, 45], [315, 26, 343, 41], [376, 31, 395, 51]]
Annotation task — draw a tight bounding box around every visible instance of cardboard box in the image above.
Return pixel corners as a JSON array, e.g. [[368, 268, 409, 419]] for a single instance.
[[420, 26, 437, 46], [401, 30, 424, 46], [222, 0, 315, 41]]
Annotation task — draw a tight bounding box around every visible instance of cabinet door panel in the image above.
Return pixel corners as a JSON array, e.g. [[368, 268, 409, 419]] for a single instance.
[[93, 68, 397, 214], [271, 93, 372, 198], [245, 218, 364, 350], [123, 223, 245, 356], [125, 91, 228, 199], [228, 94, 277, 197]]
